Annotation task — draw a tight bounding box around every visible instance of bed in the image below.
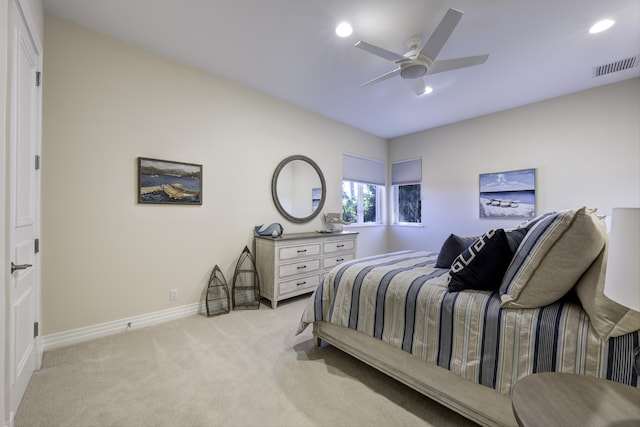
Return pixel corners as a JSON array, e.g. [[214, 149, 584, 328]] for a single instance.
[[297, 208, 640, 426]]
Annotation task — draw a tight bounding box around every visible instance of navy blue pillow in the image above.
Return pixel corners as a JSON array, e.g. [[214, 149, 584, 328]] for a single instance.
[[435, 234, 479, 268], [447, 229, 513, 292], [505, 228, 528, 253]]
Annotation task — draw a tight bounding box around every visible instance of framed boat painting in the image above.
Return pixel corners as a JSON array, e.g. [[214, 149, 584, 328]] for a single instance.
[[479, 168, 535, 218], [138, 157, 202, 205]]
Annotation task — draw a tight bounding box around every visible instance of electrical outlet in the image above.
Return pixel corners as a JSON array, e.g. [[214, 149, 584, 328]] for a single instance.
[[170, 289, 178, 301]]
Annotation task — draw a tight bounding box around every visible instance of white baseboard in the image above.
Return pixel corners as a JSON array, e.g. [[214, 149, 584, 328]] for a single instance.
[[41, 302, 204, 351]]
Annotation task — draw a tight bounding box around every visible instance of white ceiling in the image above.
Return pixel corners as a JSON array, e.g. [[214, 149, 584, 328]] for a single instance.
[[43, 0, 640, 139]]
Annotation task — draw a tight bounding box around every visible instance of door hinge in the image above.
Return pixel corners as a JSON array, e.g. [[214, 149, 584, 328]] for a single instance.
[[36, 71, 41, 87], [34, 322, 39, 338], [34, 238, 40, 254], [35, 155, 41, 170]]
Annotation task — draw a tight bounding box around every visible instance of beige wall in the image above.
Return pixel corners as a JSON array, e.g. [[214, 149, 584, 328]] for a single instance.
[[40, 13, 640, 338], [42, 14, 388, 335], [389, 77, 640, 252]]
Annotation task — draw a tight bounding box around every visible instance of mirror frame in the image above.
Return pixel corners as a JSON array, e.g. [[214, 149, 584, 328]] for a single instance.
[[271, 155, 326, 224]]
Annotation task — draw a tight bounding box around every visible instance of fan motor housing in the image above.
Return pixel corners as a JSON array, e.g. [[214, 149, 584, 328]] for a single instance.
[[399, 54, 432, 79], [400, 62, 428, 79]]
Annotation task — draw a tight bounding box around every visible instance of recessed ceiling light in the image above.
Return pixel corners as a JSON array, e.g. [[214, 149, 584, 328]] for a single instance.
[[423, 86, 433, 95], [589, 19, 615, 34], [336, 22, 353, 37]]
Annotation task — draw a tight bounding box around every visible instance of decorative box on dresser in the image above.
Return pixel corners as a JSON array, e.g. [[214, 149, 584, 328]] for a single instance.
[[255, 231, 358, 308]]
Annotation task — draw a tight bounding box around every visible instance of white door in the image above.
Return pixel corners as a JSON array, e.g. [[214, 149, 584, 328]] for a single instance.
[[8, 1, 40, 415]]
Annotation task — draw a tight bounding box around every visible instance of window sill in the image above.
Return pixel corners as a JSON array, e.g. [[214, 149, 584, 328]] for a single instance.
[[390, 223, 424, 228], [344, 223, 385, 229]]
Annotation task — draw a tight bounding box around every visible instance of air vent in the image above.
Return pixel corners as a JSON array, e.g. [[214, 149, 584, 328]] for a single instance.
[[593, 56, 638, 77]]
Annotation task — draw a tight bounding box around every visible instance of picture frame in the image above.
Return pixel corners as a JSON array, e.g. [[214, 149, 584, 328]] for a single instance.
[[479, 168, 535, 218], [138, 157, 202, 205]]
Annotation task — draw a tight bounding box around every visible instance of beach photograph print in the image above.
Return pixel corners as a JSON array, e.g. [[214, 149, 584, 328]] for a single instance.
[[138, 157, 202, 205], [479, 168, 535, 218]]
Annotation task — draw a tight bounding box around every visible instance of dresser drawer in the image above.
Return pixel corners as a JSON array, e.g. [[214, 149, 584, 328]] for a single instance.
[[279, 243, 321, 260], [279, 274, 321, 295], [324, 240, 355, 254], [323, 253, 355, 270], [279, 259, 321, 278]]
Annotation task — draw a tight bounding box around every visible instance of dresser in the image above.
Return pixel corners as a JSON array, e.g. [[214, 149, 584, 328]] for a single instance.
[[255, 231, 358, 308]]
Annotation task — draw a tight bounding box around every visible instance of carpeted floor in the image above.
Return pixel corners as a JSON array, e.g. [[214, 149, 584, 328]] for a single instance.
[[15, 296, 478, 427]]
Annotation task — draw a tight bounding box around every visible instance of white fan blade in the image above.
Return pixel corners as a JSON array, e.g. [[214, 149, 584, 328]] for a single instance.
[[419, 8, 463, 60], [404, 77, 428, 96], [355, 41, 405, 62], [428, 55, 489, 75], [360, 67, 402, 87]]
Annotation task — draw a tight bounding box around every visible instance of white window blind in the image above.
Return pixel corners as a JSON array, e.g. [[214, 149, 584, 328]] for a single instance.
[[343, 153, 385, 185], [392, 158, 422, 185]]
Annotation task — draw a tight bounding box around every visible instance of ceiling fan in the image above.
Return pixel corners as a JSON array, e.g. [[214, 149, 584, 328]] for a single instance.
[[355, 8, 489, 96]]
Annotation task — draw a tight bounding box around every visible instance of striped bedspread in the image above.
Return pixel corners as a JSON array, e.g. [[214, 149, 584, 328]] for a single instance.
[[297, 250, 639, 396]]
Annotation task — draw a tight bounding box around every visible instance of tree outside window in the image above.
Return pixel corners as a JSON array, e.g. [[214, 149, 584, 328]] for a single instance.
[[342, 181, 380, 224], [395, 184, 421, 223]]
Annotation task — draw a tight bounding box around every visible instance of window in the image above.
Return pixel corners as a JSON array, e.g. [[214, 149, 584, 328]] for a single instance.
[[393, 184, 421, 223], [342, 154, 385, 225], [342, 181, 381, 223], [392, 158, 422, 224]]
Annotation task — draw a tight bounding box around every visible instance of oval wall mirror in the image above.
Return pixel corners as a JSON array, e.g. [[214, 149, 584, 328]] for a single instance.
[[271, 155, 326, 223]]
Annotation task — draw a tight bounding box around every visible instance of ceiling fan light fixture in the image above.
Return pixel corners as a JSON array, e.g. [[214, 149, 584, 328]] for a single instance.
[[400, 63, 427, 79], [354, 8, 488, 97], [335, 22, 353, 37], [589, 19, 615, 34]]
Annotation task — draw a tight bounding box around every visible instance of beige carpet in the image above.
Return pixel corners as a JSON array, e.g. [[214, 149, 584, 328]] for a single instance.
[[15, 296, 478, 427]]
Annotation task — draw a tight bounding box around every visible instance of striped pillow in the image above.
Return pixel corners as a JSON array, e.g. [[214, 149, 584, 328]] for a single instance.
[[499, 207, 606, 308]]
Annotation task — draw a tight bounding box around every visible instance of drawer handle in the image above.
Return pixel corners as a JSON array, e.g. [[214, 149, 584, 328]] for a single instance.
[[297, 265, 307, 270], [336, 258, 344, 262], [297, 249, 307, 253], [337, 244, 345, 248], [296, 281, 307, 286]]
